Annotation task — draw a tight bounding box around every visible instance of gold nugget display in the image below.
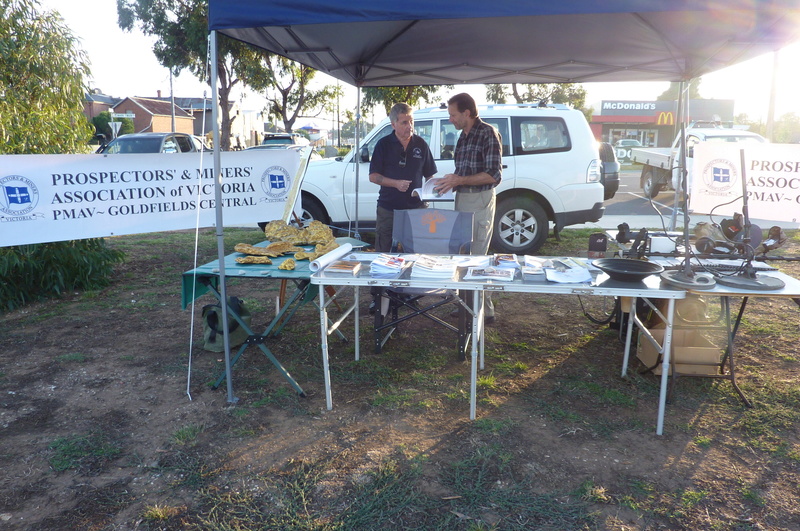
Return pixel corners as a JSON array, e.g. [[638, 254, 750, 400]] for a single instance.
[[278, 258, 296, 270], [264, 241, 304, 255], [234, 243, 275, 256], [262, 219, 335, 246]]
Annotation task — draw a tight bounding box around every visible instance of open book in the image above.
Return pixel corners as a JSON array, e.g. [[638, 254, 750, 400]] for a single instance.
[[411, 177, 454, 202]]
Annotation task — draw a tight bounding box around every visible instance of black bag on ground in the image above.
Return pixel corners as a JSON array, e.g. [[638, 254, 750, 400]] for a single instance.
[[201, 296, 252, 352]]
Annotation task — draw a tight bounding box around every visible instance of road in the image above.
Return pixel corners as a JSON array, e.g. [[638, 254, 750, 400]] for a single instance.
[[580, 167, 797, 231], [577, 168, 681, 231]]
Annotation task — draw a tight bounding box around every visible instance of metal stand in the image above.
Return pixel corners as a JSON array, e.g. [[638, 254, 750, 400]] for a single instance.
[[715, 149, 784, 291]]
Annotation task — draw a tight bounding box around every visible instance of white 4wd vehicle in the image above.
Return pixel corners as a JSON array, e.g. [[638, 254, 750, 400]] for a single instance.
[[300, 104, 607, 254]]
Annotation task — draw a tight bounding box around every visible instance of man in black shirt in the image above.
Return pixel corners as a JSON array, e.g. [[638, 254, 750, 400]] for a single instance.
[[369, 102, 437, 252]]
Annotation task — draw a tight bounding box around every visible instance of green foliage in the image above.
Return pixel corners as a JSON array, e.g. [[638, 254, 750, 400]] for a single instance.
[[0, 1, 125, 313], [362, 86, 444, 115], [0, 0, 94, 153], [657, 80, 703, 101], [486, 82, 588, 110], [91, 110, 134, 139], [0, 239, 125, 312], [118, 0, 262, 150], [245, 54, 344, 133]]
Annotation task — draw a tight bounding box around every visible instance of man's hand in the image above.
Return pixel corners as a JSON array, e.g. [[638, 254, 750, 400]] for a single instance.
[[395, 180, 412, 192], [435, 173, 461, 194]]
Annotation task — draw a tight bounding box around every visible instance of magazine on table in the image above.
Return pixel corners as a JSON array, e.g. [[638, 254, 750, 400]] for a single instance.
[[493, 253, 520, 269], [410, 255, 460, 279], [369, 254, 410, 278], [411, 177, 454, 202], [543, 262, 592, 283], [463, 266, 516, 282]]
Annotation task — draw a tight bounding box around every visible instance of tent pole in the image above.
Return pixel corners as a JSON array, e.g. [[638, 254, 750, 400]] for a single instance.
[[210, 30, 236, 404], [353, 87, 361, 240], [669, 81, 687, 232]]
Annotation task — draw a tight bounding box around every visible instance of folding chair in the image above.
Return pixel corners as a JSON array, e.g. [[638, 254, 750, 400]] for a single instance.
[[374, 208, 474, 356]]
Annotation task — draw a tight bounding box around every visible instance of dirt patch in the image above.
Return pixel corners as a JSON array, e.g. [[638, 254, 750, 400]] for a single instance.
[[1, 229, 800, 529]]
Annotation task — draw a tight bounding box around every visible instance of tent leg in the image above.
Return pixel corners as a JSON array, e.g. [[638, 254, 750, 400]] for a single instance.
[[210, 30, 237, 404]]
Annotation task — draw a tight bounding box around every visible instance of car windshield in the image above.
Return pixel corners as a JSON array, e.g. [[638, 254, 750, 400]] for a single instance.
[[103, 137, 163, 154], [263, 137, 294, 145]]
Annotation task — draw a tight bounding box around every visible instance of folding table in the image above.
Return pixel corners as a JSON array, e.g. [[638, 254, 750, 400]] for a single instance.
[[310, 254, 487, 418], [311, 254, 692, 433], [182, 238, 363, 394], [680, 271, 800, 406]]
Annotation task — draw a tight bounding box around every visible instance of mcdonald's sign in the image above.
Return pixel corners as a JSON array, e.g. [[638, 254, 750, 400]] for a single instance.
[[656, 111, 675, 125]]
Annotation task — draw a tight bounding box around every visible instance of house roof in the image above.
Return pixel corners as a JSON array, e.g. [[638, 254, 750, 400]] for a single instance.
[[115, 97, 193, 118], [85, 93, 122, 105]]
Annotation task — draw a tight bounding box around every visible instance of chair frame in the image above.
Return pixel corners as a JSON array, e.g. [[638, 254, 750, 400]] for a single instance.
[[373, 208, 474, 357]]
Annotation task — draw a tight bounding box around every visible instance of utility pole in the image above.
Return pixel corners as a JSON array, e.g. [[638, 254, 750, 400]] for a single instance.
[[765, 50, 778, 142], [170, 69, 176, 133]]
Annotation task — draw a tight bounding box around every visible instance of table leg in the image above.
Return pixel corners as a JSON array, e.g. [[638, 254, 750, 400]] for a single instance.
[[319, 285, 333, 410], [722, 296, 753, 407], [620, 296, 636, 377], [469, 289, 483, 420], [205, 283, 306, 396]]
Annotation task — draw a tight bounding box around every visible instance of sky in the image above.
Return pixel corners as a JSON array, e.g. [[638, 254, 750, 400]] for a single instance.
[[40, 0, 800, 126]]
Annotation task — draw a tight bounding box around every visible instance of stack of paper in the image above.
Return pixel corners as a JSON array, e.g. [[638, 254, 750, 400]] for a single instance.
[[369, 254, 408, 278], [463, 266, 516, 282], [410, 256, 460, 279], [493, 253, 519, 269], [523, 255, 554, 269], [520, 265, 546, 282]]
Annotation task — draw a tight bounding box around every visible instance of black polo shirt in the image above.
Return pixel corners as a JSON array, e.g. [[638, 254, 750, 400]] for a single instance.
[[370, 132, 437, 211]]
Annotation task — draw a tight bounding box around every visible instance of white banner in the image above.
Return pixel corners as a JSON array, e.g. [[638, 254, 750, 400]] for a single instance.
[[0, 149, 304, 247], [691, 143, 800, 223]]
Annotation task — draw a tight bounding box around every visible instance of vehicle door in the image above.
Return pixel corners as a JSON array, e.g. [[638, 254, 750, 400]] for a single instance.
[[161, 135, 180, 153], [341, 119, 433, 222], [481, 116, 513, 188], [174, 135, 195, 153]]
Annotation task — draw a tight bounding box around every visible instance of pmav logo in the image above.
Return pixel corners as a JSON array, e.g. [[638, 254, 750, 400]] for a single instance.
[[701, 158, 738, 193], [261, 166, 291, 200], [0, 175, 40, 217]]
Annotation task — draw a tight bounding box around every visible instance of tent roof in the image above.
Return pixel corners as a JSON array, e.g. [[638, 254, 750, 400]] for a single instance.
[[208, 0, 800, 87]]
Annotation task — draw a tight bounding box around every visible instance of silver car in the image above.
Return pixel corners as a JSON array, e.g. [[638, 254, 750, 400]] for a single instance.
[[97, 132, 209, 154]]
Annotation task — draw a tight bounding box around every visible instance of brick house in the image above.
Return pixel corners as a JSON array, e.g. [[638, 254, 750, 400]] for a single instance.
[[111, 96, 194, 134]]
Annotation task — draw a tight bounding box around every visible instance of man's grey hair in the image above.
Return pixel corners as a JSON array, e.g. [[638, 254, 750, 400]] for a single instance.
[[389, 102, 413, 123]]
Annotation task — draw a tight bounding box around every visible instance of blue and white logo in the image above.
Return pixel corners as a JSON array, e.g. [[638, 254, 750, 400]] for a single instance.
[[0, 175, 40, 217], [261, 165, 292, 200], [701, 159, 737, 193], [712, 167, 730, 183]]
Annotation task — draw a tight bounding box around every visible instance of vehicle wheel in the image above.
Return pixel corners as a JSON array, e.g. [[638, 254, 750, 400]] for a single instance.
[[297, 196, 329, 228], [491, 197, 548, 254], [642, 170, 660, 198]]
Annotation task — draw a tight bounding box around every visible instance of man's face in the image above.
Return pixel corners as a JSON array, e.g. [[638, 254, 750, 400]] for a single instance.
[[448, 104, 471, 131], [392, 112, 414, 142]]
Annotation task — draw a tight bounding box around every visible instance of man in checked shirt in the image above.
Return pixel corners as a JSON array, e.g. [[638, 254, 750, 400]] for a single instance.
[[435, 92, 503, 323]]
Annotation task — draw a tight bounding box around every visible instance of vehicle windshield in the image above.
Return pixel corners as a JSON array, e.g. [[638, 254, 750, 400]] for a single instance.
[[263, 137, 294, 146], [103, 137, 162, 154]]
